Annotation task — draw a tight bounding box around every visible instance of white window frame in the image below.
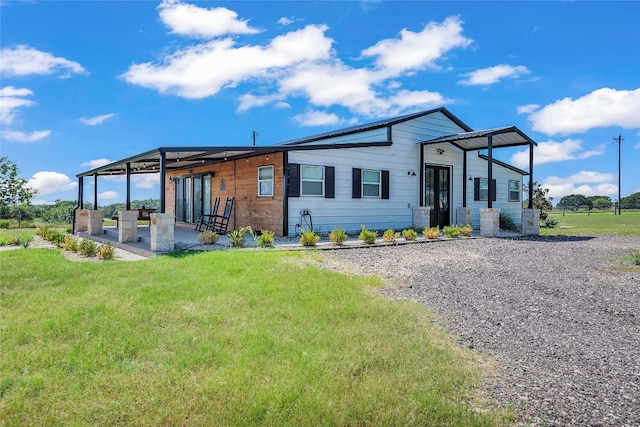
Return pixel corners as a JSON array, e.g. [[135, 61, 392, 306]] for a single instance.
[[301, 165, 324, 196], [479, 178, 489, 201], [258, 165, 274, 197], [362, 169, 381, 198], [509, 179, 521, 202]]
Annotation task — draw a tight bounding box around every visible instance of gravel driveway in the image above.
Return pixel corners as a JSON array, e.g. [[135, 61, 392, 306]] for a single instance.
[[319, 235, 640, 426]]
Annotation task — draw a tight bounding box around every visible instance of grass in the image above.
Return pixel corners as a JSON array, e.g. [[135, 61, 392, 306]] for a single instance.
[[0, 248, 508, 426], [541, 210, 640, 236]]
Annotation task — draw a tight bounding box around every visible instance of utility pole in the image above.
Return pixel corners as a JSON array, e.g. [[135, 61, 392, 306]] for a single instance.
[[252, 130, 259, 146], [613, 134, 623, 214]]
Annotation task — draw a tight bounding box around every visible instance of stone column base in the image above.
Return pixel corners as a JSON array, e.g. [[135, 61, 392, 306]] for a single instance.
[[456, 207, 472, 226], [75, 209, 89, 232], [87, 210, 104, 235], [522, 209, 540, 235], [412, 207, 431, 230], [118, 210, 139, 243], [150, 213, 175, 252], [480, 208, 501, 237]]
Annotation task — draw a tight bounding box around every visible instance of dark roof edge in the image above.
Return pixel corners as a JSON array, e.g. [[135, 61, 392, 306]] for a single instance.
[[77, 148, 162, 178], [478, 154, 529, 175]]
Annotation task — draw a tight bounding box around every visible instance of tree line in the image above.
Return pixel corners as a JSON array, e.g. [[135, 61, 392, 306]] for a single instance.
[[556, 193, 640, 210]]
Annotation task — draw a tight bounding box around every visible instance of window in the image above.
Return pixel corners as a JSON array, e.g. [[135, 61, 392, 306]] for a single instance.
[[362, 170, 381, 197], [509, 180, 521, 202], [258, 166, 273, 197], [473, 178, 496, 201], [301, 165, 324, 196]]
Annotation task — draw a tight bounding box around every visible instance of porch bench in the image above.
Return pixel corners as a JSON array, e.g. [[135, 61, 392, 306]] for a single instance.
[[111, 208, 156, 227]]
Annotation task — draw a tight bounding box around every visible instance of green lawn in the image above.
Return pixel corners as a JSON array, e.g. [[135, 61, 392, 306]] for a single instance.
[[0, 249, 508, 426], [542, 210, 640, 236]]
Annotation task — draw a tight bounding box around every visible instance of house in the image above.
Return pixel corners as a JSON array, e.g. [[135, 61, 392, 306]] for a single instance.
[[75, 107, 538, 242]]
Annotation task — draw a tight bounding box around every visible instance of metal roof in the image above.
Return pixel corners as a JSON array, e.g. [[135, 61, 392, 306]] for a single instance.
[[421, 126, 537, 151]]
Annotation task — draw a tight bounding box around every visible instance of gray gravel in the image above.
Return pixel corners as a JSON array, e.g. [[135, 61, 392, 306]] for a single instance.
[[319, 235, 640, 426]]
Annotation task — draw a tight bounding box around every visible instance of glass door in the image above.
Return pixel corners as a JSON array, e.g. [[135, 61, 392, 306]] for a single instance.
[[175, 174, 212, 223], [424, 165, 451, 228]]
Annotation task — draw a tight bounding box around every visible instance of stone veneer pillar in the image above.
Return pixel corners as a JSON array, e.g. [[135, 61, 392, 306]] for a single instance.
[[456, 207, 472, 226], [521, 209, 540, 235], [87, 210, 104, 235], [412, 207, 431, 230], [480, 208, 501, 237], [75, 209, 89, 232], [150, 212, 175, 252], [118, 210, 139, 243]]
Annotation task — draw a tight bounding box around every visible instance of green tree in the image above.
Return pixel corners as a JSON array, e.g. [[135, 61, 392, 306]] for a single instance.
[[621, 192, 640, 209], [523, 181, 553, 221], [0, 157, 37, 219], [43, 200, 76, 224], [557, 194, 592, 210], [592, 197, 612, 210]]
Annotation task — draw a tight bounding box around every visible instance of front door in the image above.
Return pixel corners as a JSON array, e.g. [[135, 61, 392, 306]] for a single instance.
[[424, 165, 450, 228]]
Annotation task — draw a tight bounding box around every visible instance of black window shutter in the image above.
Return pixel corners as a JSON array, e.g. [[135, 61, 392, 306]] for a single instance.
[[288, 163, 300, 197], [381, 170, 390, 199], [491, 179, 497, 201], [352, 168, 361, 198], [473, 178, 480, 201], [324, 166, 335, 198]]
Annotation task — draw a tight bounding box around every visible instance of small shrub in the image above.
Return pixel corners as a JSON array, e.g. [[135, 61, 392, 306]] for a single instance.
[[359, 225, 378, 244], [382, 228, 400, 243], [443, 225, 461, 238], [21, 235, 33, 248], [198, 230, 219, 245], [299, 229, 320, 246], [423, 226, 440, 239], [78, 238, 98, 257], [98, 243, 116, 260], [328, 228, 348, 245], [499, 212, 517, 231], [627, 249, 640, 266], [542, 218, 559, 228], [61, 236, 79, 252], [0, 220, 9, 229], [402, 229, 418, 241], [228, 226, 254, 248], [459, 224, 473, 237], [256, 229, 275, 248], [11, 236, 21, 246]]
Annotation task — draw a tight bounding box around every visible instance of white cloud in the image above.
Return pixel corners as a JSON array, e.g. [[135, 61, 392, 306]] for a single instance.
[[510, 138, 605, 168], [526, 87, 640, 136], [0, 45, 86, 77], [277, 17, 295, 26], [0, 86, 35, 125], [458, 64, 530, 86], [27, 171, 78, 195], [123, 7, 470, 118], [98, 191, 119, 200], [361, 16, 472, 75], [79, 113, 116, 126], [122, 24, 332, 99], [132, 174, 160, 189], [293, 110, 342, 126], [158, 0, 261, 38], [1, 129, 51, 142], [542, 171, 618, 199], [81, 158, 113, 169], [517, 104, 539, 114]]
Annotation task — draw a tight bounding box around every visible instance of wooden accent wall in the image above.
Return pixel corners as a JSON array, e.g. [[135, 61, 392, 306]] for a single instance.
[[165, 152, 285, 236]]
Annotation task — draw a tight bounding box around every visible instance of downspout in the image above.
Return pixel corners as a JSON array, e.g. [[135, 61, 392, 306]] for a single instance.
[[419, 143, 424, 207], [487, 135, 493, 209], [72, 176, 84, 233], [126, 162, 131, 210], [93, 173, 98, 210], [528, 142, 534, 209], [283, 151, 289, 236], [160, 151, 166, 213]]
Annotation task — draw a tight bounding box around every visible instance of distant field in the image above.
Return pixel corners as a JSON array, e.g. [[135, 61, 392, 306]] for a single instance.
[[542, 210, 640, 236]]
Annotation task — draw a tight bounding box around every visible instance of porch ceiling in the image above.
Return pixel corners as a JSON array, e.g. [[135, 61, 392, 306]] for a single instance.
[[421, 126, 537, 151], [76, 146, 282, 178]]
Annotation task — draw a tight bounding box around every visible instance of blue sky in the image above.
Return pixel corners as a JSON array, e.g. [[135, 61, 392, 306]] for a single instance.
[[1, 0, 639, 205]]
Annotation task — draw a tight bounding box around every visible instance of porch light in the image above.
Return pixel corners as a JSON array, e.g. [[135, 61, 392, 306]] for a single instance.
[[437, 149, 445, 155], [468, 176, 473, 181], [407, 169, 416, 176]]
